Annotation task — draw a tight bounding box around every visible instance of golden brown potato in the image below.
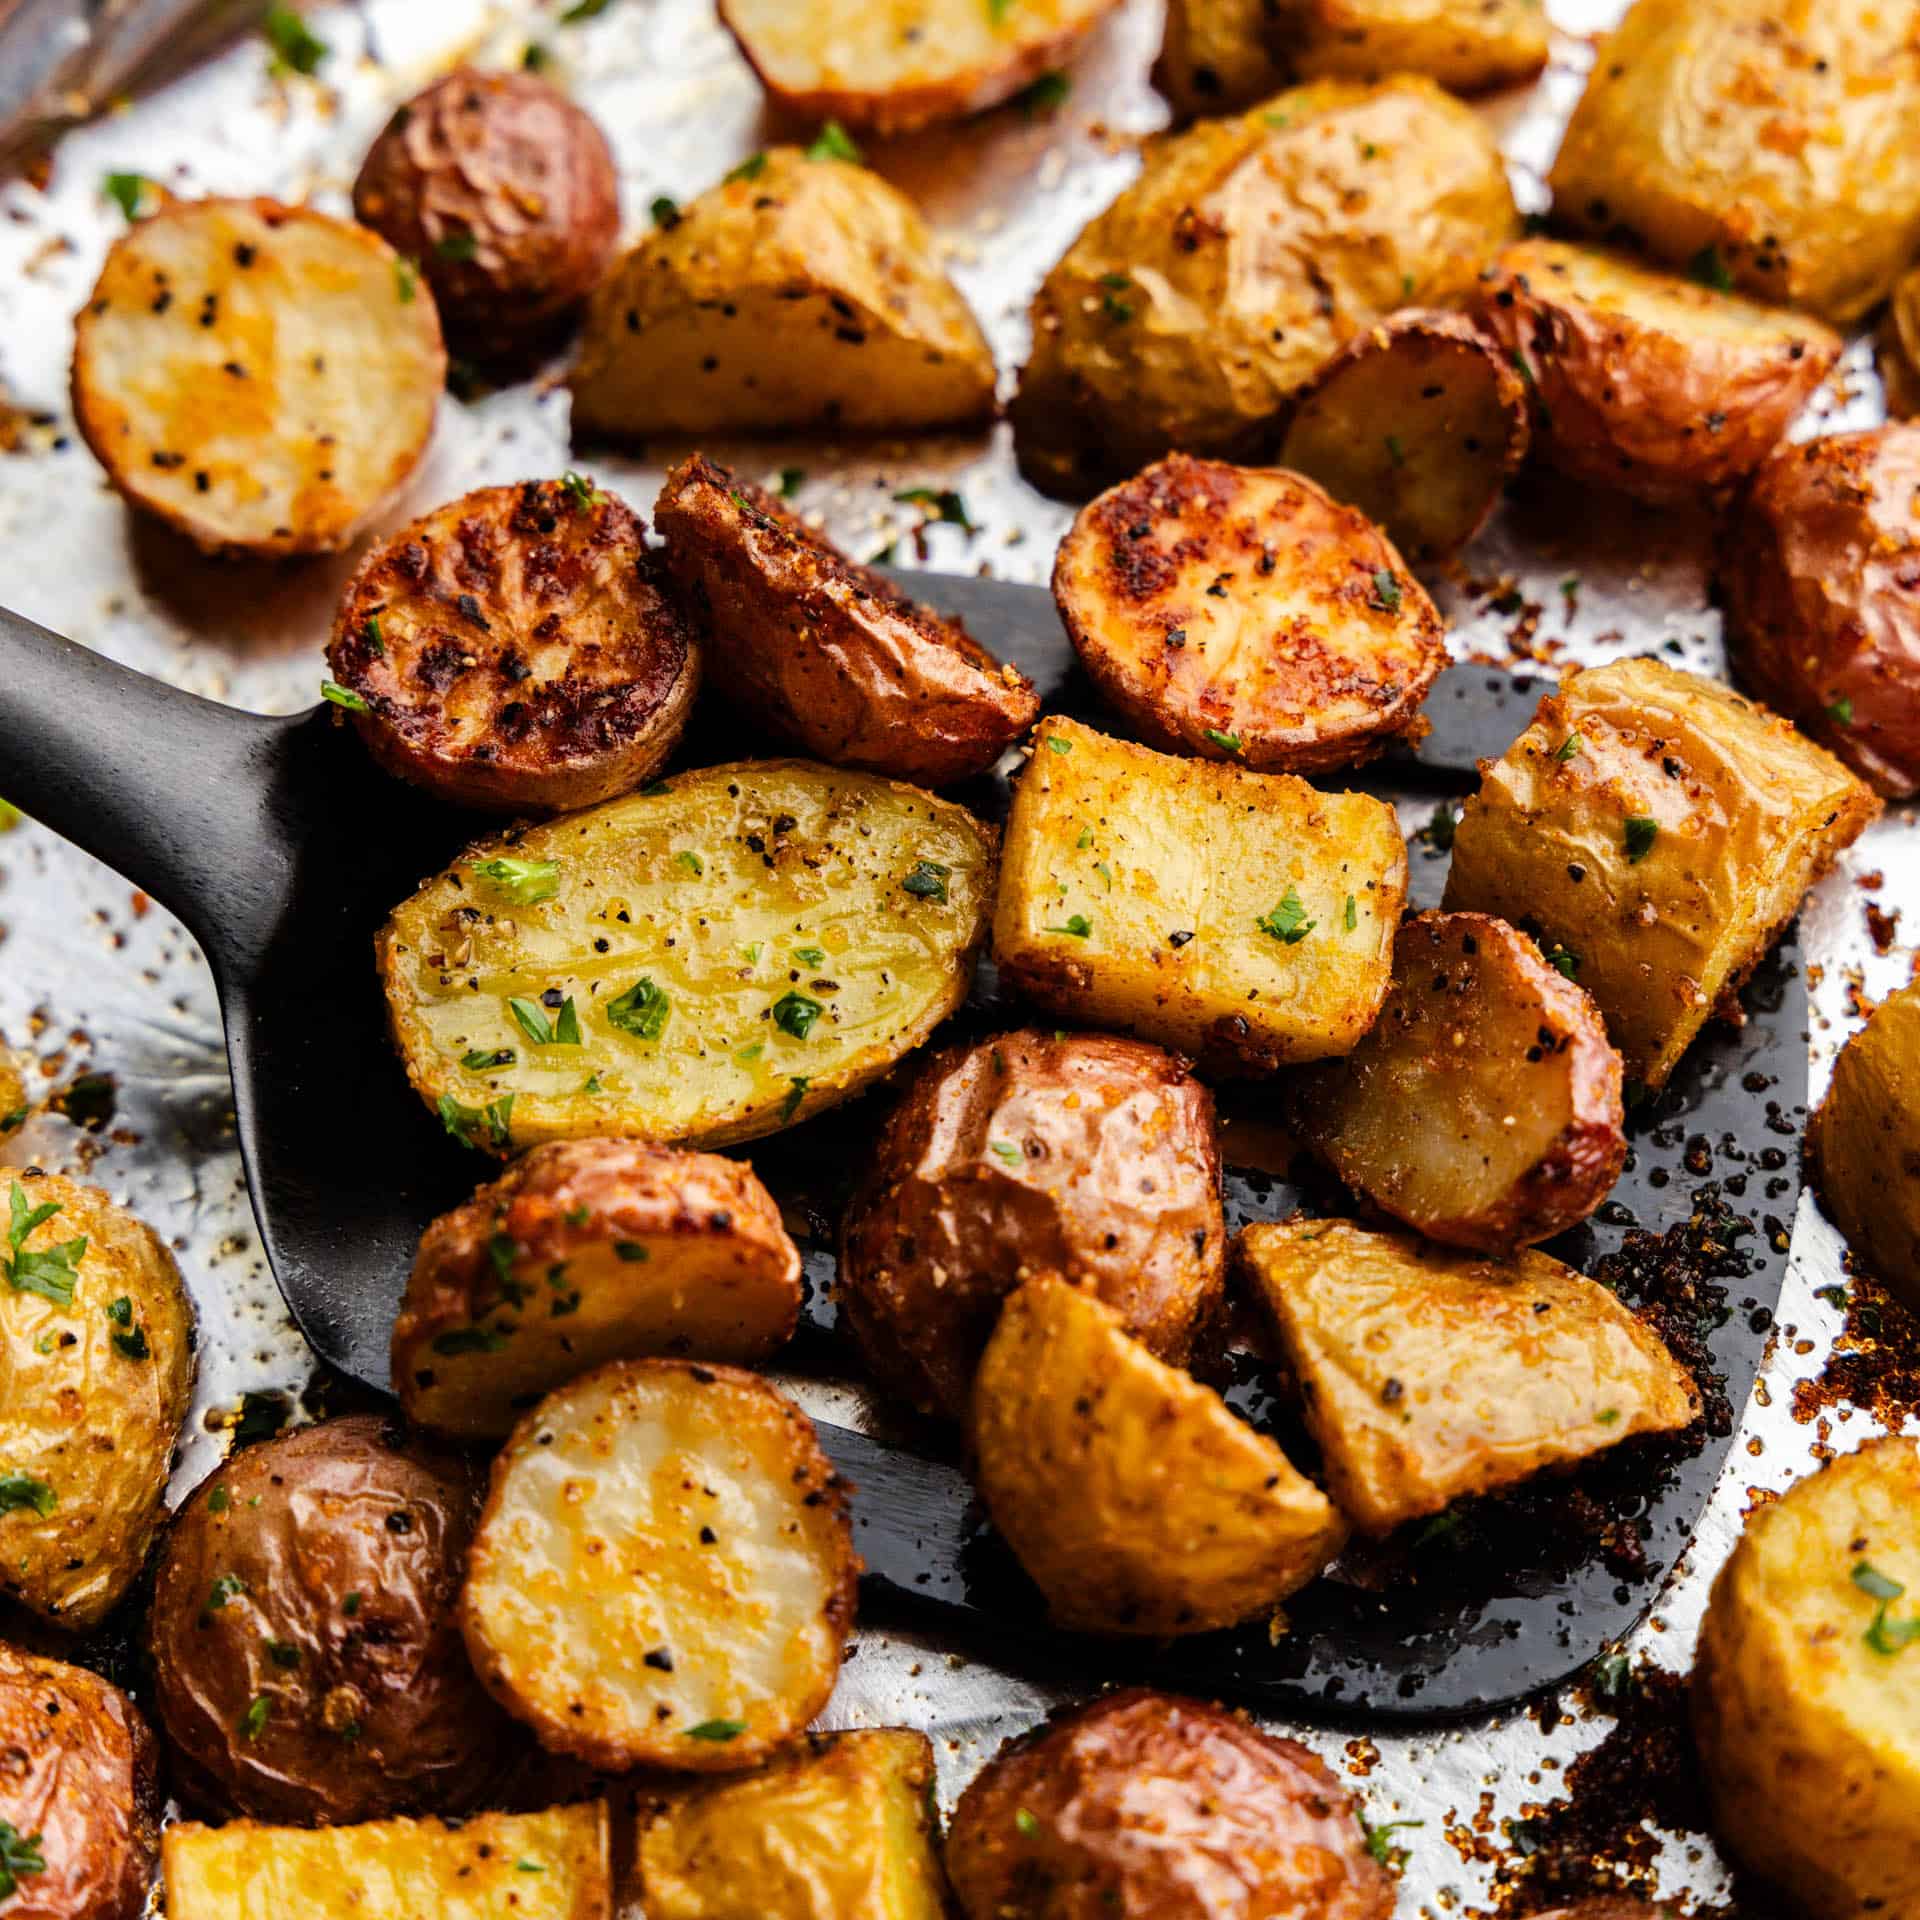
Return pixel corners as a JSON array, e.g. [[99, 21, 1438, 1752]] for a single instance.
[[571, 149, 995, 439], [0, 1643, 160, 1920], [947, 1689, 1394, 1920], [1154, 0, 1290, 119], [395, 1139, 802, 1441], [0, 1045, 26, 1134], [1286, 911, 1626, 1253], [1477, 238, 1841, 504], [1237, 1219, 1699, 1535], [1548, 0, 1920, 325], [654, 455, 1037, 786], [971, 1274, 1345, 1635], [1878, 268, 1920, 420], [1720, 427, 1920, 799], [1443, 657, 1878, 1088], [461, 1360, 857, 1773], [1531, 1906, 1683, 1920], [1271, 0, 1550, 93], [1053, 455, 1445, 771], [992, 716, 1407, 1073], [147, 1414, 517, 1825], [71, 198, 444, 556], [1693, 1436, 1920, 1920], [0, 1170, 193, 1632], [1012, 75, 1519, 494], [839, 1027, 1225, 1421], [326, 478, 700, 814]]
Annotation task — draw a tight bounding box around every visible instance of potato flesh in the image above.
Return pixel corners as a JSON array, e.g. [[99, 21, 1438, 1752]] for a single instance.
[[1155, 0, 1290, 118], [1277, 0, 1550, 91], [378, 761, 994, 1152]]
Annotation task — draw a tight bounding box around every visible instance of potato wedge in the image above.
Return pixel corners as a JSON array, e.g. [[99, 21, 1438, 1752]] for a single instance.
[[1477, 238, 1841, 505], [1273, 310, 1530, 560], [163, 1801, 611, 1920], [1054, 455, 1445, 770], [654, 455, 1037, 786], [1154, 0, 1291, 120], [1693, 1436, 1920, 1920], [720, 0, 1123, 133], [630, 1730, 951, 1920], [1237, 1219, 1698, 1535], [395, 1139, 802, 1440], [1878, 267, 1920, 421], [461, 1360, 858, 1772], [1272, 0, 1550, 93], [971, 1274, 1346, 1634], [1547, 0, 1920, 325], [1286, 911, 1626, 1252], [0, 1044, 26, 1135], [1011, 75, 1518, 494], [377, 760, 995, 1154], [327, 478, 700, 814], [1443, 658, 1877, 1089], [71, 197, 444, 556], [570, 149, 994, 440], [992, 716, 1405, 1073], [0, 1170, 193, 1631]]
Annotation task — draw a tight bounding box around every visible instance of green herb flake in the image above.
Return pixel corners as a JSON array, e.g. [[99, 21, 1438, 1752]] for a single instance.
[[362, 612, 385, 655], [1045, 734, 1073, 755], [461, 1047, 516, 1072], [113, 1324, 150, 1361], [432, 1326, 508, 1356], [1203, 728, 1242, 754], [780, 1076, 810, 1122], [806, 121, 864, 165], [560, 469, 602, 513], [320, 680, 368, 713], [394, 255, 418, 303], [685, 1718, 748, 1741], [1344, 894, 1358, 931], [208, 1486, 231, 1514], [1554, 732, 1584, 762], [103, 172, 152, 220], [266, 1639, 301, 1669], [607, 978, 670, 1042], [1045, 914, 1092, 938], [509, 996, 581, 1047], [735, 1043, 764, 1064], [893, 487, 974, 532], [614, 1242, 650, 1263], [725, 152, 768, 185], [522, 42, 553, 71], [106, 1295, 132, 1326], [1015, 69, 1070, 116], [1689, 244, 1735, 293], [1595, 1407, 1621, 1425], [1263, 110, 1291, 127], [989, 1140, 1023, 1165], [0, 1821, 46, 1900], [263, 5, 328, 74], [517, 1858, 547, 1873], [1015, 1808, 1040, 1838], [1592, 1650, 1633, 1700], [1369, 569, 1403, 614], [650, 194, 682, 229], [343, 1592, 361, 1617], [1424, 804, 1456, 852], [5, 1184, 86, 1307], [902, 859, 951, 903], [773, 992, 824, 1040], [560, 0, 614, 20], [1384, 433, 1406, 468], [435, 227, 479, 262], [1094, 861, 1113, 892], [778, 467, 807, 498], [0, 1107, 24, 1133], [793, 946, 826, 967], [1102, 292, 1134, 323], [470, 855, 561, 904], [1256, 887, 1316, 945], [1623, 815, 1658, 863], [1855, 1562, 1906, 1602], [1828, 696, 1855, 727], [436, 1092, 515, 1152], [239, 1695, 273, 1740], [0, 1473, 55, 1519], [1361, 1817, 1423, 1869], [1549, 948, 1580, 980], [1075, 827, 1092, 849], [675, 849, 705, 877]]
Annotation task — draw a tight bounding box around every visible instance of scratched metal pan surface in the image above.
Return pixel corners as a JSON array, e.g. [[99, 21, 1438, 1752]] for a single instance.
[[0, 0, 1912, 1909]]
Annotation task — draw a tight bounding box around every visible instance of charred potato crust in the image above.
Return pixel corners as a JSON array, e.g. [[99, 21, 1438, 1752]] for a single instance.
[[327, 478, 699, 814], [656, 455, 1037, 785], [840, 1027, 1225, 1421], [947, 1688, 1395, 1920], [148, 1414, 517, 1826], [1271, 0, 1550, 94]]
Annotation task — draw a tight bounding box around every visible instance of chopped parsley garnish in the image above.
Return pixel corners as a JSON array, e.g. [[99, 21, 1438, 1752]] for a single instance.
[[1203, 728, 1242, 754], [559, 470, 602, 513], [433, 1326, 508, 1356], [1592, 1650, 1632, 1699], [1103, 290, 1134, 323], [5, 1183, 85, 1306], [234, 1390, 291, 1448], [1361, 1817, 1424, 1869], [793, 946, 826, 966], [1623, 815, 1658, 863], [1548, 947, 1580, 980], [685, 1718, 748, 1741], [0, 1108, 24, 1133], [1855, 1562, 1920, 1655], [106, 1295, 132, 1326], [437, 1092, 515, 1152], [989, 1140, 1023, 1165], [435, 227, 479, 261], [607, 978, 670, 1041], [461, 1047, 516, 1072], [807, 121, 864, 164], [470, 855, 560, 904], [1554, 732, 1584, 762], [1045, 734, 1073, 755], [509, 996, 581, 1047], [1384, 433, 1406, 468], [614, 1242, 650, 1262], [1424, 804, 1456, 852], [103, 172, 152, 219], [363, 612, 384, 653], [1016, 70, 1071, 116], [394, 256, 418, 303], [0, 1473, 55, 1519], [1015, 1808, 1040, 1837], [263, 5, 328, 74], [517, 1858, 547, 1873], [675, 849, 705, 877], [773, 992, 824, 1039], [1045, 915, 1092, 938], [1828, 696, 1855, 727], [267, 1639, 301, 1669], [780, 1076, 810, 1122], [902, 859, 951, 903], [0, 1821, 45, 1900], [1094, 861, 1113, 892], [650, 194, 682, 229], [893, 487, 975, 532], [1256, 888, 1315, 944], [560, 0, 615, 21], [320, 680, 368, 712], [522, 42, 553, 71], [113, 1324, 150, 1361], [778, 468, 806, 498], [1689, 244, 1735, 293], [725, 152, 768, 184], [1344, 894, 1358, 931], [239, 1695, 273, 1739], [1369, 569, 1403, 614], [204, 1572, 248, 1618], [343, 1592, 361, 1616]]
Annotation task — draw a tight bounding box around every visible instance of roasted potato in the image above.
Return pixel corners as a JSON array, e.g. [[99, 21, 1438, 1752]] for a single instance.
[[326, 478, 701, 814], [1443, 658, 1877, 1089], [970, 1274, 1346, 1634], [629, 1729, 950, 1920], [840, 1027, 1225, 1420], [163, 1800, 611, 1920], [1531, 1906, 1683, 1920], [1878, 266, 1920, 420], [1272, 309, 1530, 559], [570, 148, 994, 440], [377, 760, 995, 1153], [147, 1413, 516, 1825], [1154, 0, 1290, 120], [0, 1045, 26, 1134], [0, 1170, 193, 1631], [71, 197, 444, 556], [1237, 1219, 1699, 1535], [1011, 75, 1519, 494], [1693, 1436, 1920, 1920], [720, 0, 1123, 132], [947, 1688, 1394, 1920], [1270, 0, 1550, 93], [352, 68, 619, 363], [1808, 980, 1920, 1312], [992, 716, 1406, 1073], [1477, 238, 1841, 504], [461, 1360, 857, 1772], [1720, 427, 1920, 799], [1547, 0, 1920, 325], [0, 1643, 160, 1920], [1286, 911, 1626, 1253], [1053, 455, 1445, 770], [655, 455, 1037, 786]]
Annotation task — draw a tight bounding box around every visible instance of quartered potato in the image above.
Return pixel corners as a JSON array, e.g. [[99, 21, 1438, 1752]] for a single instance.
[[1154, 0, 1290, 120], [395, 1138, 803, 1440], [1693, 1436, 1920, 1920], [1271, 0, 1550, 93], [1054, 455, 1446, 770], [1287, 911, 1626, 1253], [1011, 75, 1519, 494], [461, 1360, 858, 1772], [992, 716, 1406, 1073], [970, 1275, 1346, 1635], [1444, 658, 1877, 1089], [570, 149, 995, 439], [1477, 238, 1841, 504], [327, 478, 701, 814], [1878, 267, 1920, 421], [655, 455, 1037, 786], [0, 1170, 193, 1631], [377, 761, 995, 1154], [71, 198, 444, 556], [1548, 0, 1920, 325], [1237, 1220, 1699, 1535], [720, 0, 1123, 132], [1274, 310, 1530, 559], [630, 1730, 951, 1920]]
